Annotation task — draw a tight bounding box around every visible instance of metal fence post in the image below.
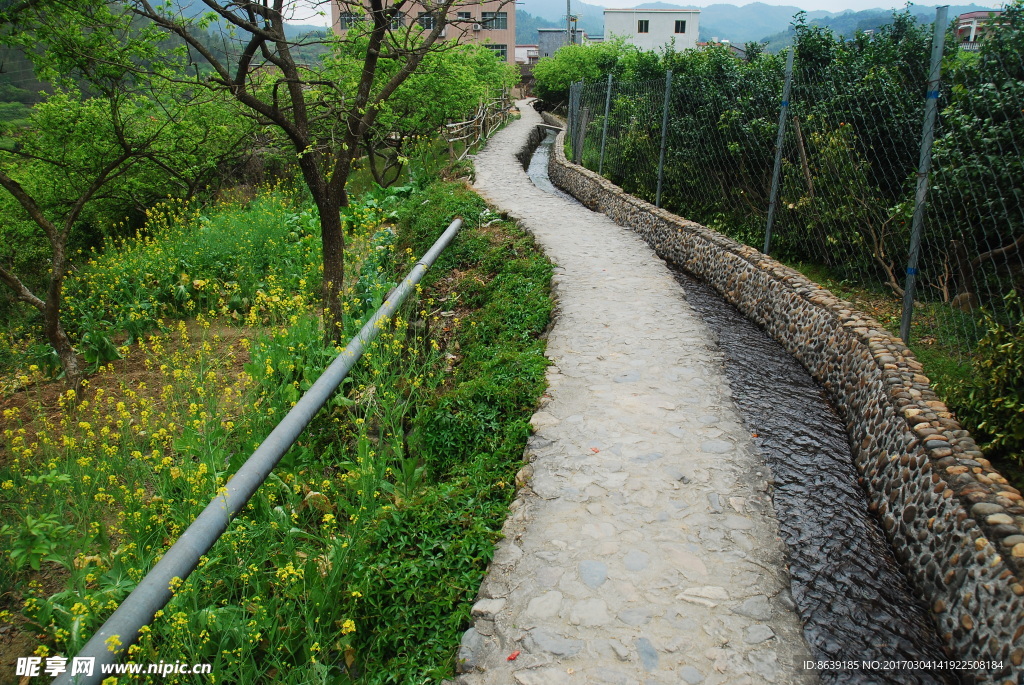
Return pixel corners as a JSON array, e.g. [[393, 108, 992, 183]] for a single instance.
[[655, 69, 673, 208], [763, 48, 795, 256], [575, 105, 591, 164], [900, 5, 948, 344], [599, 73, 613, 175], [568, 81, 580, 162]]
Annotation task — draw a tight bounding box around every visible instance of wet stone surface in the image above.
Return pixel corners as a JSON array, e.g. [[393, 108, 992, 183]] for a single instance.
[[672, 270, 958, 685]]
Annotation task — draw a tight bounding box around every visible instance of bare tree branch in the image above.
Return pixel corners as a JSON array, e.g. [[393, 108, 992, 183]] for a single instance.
[[0, 263, 45, 311]]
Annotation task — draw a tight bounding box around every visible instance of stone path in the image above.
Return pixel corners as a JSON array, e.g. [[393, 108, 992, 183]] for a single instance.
[[451, 102, 818, 685]]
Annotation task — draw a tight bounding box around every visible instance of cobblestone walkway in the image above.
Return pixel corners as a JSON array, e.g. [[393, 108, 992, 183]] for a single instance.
[[450, 103, 818, 685]]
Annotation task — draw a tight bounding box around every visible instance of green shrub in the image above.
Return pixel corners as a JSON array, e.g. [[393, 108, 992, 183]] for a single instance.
[[339, 178, 552, 680], [949, 292, 1024, 466]]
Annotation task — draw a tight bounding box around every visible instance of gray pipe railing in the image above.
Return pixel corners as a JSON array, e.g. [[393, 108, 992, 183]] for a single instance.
[[57, 217, 464, 685]]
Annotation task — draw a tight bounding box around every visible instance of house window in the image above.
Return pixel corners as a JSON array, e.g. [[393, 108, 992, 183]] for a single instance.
[[485, 44, 508, 60], [457, 11, 472, 21], [482, 12, 507, 30], [674, 19, 686, 33], [417, 12, 436, 30], [637, 19, 649, 33], [337, 12, 363, 29], [389, 11, 405, 29]]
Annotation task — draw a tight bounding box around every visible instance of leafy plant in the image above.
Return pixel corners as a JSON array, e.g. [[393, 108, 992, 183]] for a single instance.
[[77, 314, 121, 373], [27, 342, 62, 378], [0, 512, 75, 571], [948, 291, 1024, 465]]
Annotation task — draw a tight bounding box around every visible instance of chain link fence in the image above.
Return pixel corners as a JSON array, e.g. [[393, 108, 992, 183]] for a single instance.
[[567, 13, 1024, 361]]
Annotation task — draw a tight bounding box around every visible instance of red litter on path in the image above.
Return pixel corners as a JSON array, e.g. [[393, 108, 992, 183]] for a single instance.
[[506, 650, 521, 661]]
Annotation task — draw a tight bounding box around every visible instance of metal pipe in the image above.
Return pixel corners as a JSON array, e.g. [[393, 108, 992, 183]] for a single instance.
[[57, 218, 465, 685], [599, 73, 613, 176], [900, 5, 948, 344], [763, 48, 795, 256], [655, 70, 673, 208]]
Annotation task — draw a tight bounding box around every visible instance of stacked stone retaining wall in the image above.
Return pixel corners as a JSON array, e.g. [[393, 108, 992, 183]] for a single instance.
[[539, 114, 1024, 683]]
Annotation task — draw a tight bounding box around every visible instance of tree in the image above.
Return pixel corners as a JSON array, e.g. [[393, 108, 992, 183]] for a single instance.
[[532, 38, 658, 106], [0, 1, 256, 386], [121, 0, 514, 339], [325, 37, 518, 186], [930, 0, 1024, 311]]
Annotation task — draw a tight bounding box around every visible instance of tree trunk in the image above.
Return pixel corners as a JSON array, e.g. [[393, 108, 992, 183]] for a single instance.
[[320, 201, 346, 341], [0, 240, 83, 392], [48, 315, 82, 393], [45, 239, 83, 392], [290, 148, 348, 342]]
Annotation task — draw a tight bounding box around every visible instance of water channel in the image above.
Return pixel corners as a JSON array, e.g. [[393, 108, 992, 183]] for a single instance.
[[526, 129, 959, 685]]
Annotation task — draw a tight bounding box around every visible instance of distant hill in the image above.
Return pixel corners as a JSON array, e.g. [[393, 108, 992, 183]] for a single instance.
[[517, 0, 607, 38], [516, 1, 999, 46], [654, 3, 830, 43], [759, 3, 998, 52], [517, 11, 562, 44], [284, 23, 329, 39]]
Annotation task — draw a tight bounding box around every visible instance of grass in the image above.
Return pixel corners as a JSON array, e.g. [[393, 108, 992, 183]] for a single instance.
[[0, 176, 553, 683]]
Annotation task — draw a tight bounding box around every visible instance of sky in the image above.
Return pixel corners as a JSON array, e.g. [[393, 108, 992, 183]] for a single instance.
[[287, 0, 332, 25]]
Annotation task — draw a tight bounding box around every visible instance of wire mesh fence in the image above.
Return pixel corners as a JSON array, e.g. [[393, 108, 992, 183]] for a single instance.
[[570, 75, 669, 206], [566, 14, 1024, 361]]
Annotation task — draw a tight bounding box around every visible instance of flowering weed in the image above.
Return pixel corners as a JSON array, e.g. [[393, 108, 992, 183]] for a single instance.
[[0, 178, 553, 684]]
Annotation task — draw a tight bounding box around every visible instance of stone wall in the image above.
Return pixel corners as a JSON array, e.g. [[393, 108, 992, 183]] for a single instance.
[[540, 115, 1023, 683], [515, 122, 546, 170]]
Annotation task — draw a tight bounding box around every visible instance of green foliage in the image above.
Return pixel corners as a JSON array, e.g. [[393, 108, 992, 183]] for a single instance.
[[929, 0, 1024, 312], [0, 512, 75, 571], [947, 292, 1024, 465], [351, 227, 398, 320], [533, 37, 663, 104], [3, 176, 552, 683], [396, 184, 552, 480], [77, 314, 122, 373], [565, 11, 937, 286], [0, 0, 167, 93], [3, 85, 251, 232], [0, 82, 256, 373], [323, 37, 517, 186], [0, 1, 258, 380], [59, 192, 323, 338], [346, 182, 551, 680], [0, 101, 31, 124]]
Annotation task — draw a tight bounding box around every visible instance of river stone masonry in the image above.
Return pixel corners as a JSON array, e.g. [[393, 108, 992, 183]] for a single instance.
[[451, 103, 817, 683], [541, 111, 1024, 683]]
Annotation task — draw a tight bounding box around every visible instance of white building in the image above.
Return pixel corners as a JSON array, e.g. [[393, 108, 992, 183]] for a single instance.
[[515, 44, 539, 64], [602, 8, 699, 52]]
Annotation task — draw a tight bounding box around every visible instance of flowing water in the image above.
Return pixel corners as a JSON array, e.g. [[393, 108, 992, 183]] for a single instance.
[[527, 129, 959, 685]]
